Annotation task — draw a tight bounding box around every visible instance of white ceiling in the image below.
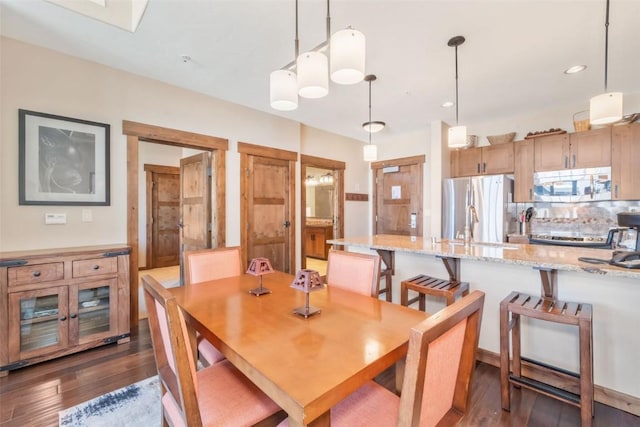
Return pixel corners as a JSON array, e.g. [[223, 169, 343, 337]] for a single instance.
[[1, 0, 639, 145]]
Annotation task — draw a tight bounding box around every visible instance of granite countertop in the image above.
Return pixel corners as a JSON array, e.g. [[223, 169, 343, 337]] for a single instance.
[[327, 234, 640, 280], [305, 219, 333, 227]]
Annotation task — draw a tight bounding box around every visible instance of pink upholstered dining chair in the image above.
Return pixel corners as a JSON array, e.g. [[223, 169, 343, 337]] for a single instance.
[[183, 246, 243, 366], [142, 274, 284, 427], [325, 249, 381, 297], [183, 246, 243, 286], [277, 290, 485, 427]]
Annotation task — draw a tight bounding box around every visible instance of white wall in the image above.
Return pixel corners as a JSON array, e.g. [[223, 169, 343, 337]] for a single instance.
[[0, 37, 370, 264], [3, 35, 639, 254], [300, 125, 370, 239]]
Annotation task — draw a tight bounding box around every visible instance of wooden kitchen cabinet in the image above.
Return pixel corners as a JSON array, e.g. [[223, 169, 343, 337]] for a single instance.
[[514, 139, 535, 202], [612, 123, 640, 200], [570, 127, 611, 168], [533, 133, 569, 171], [304, 225, 333, 259], [451, 142, 514, 177], [534, 128, 611, 171], [0, 245, 130, 376]]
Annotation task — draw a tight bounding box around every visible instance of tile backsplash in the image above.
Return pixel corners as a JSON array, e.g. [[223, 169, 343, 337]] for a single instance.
[[515, 200, 640, 236]]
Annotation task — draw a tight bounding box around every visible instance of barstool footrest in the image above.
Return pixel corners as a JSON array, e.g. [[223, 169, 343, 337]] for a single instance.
[[521, 356, 579, 380], [509, 375, 581, 407]]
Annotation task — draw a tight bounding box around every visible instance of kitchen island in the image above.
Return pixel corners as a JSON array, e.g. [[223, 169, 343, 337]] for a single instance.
[[328, 235, 639, 415]]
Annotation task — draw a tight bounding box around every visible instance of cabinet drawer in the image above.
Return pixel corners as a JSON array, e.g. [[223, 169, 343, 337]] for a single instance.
[[73, 257, 118, 278], [8, 263, 64, 286]]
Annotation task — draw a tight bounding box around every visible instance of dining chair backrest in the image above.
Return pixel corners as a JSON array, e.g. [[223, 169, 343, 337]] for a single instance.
[[398, 290, 485, 426], [142, 274, 202, 425], [325, 249, 381, 297], [184, 246, 243, 285]]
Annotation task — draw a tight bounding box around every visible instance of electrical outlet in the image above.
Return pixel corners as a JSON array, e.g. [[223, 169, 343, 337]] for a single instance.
[[45, 213, 66, 225]]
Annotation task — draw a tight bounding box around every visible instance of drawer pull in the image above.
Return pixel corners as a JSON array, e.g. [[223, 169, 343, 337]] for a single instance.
[[33, 271, 41, 277], [93, 265, 100, 270], [70, 313, 78, 319], [60, 316, 67, 322]]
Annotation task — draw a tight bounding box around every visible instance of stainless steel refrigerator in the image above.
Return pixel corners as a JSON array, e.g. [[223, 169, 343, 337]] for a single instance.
[[442, 175, 515, 243]]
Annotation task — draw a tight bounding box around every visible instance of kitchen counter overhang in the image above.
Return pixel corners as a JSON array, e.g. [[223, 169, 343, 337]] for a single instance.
[[328, 234, 639, 280]]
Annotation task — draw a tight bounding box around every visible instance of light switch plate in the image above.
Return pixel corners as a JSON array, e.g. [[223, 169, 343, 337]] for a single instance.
[[82, 209, 93, 222], [45, 213, 66, 225]]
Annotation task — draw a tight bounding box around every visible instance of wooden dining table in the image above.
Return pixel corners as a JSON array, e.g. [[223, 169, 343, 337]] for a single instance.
[[169, 271, 428, 427]]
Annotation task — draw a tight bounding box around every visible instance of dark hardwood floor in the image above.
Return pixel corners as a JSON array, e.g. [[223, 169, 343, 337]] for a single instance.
[[1, 320, 638, 427]]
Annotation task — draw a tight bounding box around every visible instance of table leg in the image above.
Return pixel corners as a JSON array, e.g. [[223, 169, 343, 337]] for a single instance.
[[288, 411, 331, 427]]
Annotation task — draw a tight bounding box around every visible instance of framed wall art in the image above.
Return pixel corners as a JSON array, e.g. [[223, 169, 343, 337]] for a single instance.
[[19, 109, 110, 205]]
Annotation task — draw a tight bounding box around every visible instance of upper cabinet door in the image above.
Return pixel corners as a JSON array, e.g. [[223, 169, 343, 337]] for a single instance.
[[514, 139, 534, 202], [570, 127, 611, 169], [451, 147, 482, 177], [534, 133, 570, 171], [612, 123, 640, 200], [482, 142, 514, 175]]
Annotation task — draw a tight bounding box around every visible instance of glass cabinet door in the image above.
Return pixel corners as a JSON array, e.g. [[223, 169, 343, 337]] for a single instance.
[[72, 279, 117, 343], [8, 287, 69, 360]]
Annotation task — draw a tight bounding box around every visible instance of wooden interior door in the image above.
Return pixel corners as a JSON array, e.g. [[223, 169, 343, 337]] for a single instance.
[[180, 152, 211, 255], [372, 156, 425, 236], [240, 143, 296, 274], [145, 164, 180, 268]]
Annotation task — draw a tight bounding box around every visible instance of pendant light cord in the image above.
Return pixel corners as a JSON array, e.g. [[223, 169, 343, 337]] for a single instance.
[[294, 0, 299, 58], [326, 0, 331, 42], [604, 0, 610, 92], [454, 44, 460, 126], [368, 79, 372, 145]]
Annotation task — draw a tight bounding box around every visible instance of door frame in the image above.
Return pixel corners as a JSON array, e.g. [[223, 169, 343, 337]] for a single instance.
[[238, 142, 297, 274], [144, 164, 180, 269], [300, 154, 345, 268], [371, 155, 425, 236], [124, 120, 228, 327]]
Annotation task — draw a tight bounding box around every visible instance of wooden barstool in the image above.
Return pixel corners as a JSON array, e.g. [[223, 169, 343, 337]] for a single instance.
[[375, 250, 395, 302], [500, 291, 593, 426], [400, 274, 469, 309], [378, 268, 393, 302]]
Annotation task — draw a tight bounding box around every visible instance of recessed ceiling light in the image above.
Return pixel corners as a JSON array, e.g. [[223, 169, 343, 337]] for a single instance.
[[564, 65, 587, 74], [441, 101, 454, 108]]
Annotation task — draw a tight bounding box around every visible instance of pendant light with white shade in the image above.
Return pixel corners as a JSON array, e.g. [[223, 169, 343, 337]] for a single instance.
[[297, 51, 329, 98], [270, 0, 300, 110], [447, 35, 469, 149], [330, 26, 366, 84], [363, 74, 383, 162], [270, 0, 366, 110], [589, 0, 623, 125]]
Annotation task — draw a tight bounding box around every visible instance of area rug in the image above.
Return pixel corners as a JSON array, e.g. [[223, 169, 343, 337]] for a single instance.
[[59, 375, 161, 426]]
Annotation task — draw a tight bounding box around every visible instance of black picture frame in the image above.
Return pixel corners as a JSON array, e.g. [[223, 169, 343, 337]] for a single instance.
[[19, 109, 110, 206]]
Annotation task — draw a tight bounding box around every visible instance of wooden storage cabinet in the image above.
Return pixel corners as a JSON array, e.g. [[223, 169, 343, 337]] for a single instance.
[[612, 123, 640, 200], [514, 139, 534, 202], [534, 128, 611, 171], [451, 143, 514, 177], [0, 245, 130, 376], [305, 225, 333, 260]]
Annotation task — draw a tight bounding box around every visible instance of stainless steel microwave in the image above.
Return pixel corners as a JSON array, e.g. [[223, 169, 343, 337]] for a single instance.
[[533, 167, 612, 202]]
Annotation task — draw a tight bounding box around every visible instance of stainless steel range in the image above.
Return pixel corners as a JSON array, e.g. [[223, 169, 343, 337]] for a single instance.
[[528, 232, 612, 249]]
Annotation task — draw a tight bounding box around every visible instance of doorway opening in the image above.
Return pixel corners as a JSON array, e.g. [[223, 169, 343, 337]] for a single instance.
[[300, 155, 345, 275], [124, 120, 228, 326]]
